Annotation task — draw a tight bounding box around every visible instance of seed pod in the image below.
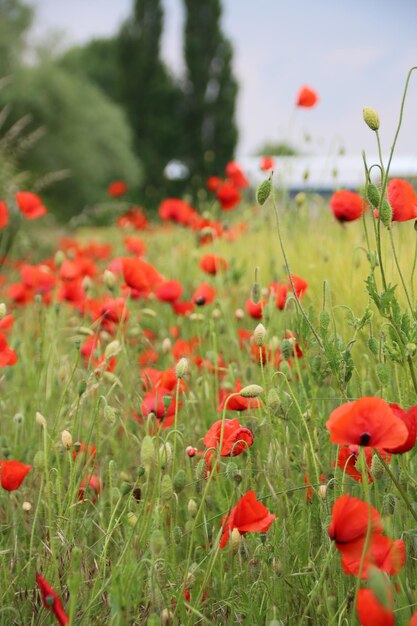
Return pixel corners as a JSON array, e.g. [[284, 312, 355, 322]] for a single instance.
[[194, 458, 206, 481], [150, 529, 166, 556], [225, 461, 239, 480], [256, 178, 272, 206], [367, 184, 380, 208], [141, 435, 155, 469], [363, 106, 380, 131], [368, 336, 378, 355], [281, 338, 292, 361], [370, 454, 384, 479], [231, 528, 241, 551], [319, 311, 330, 332], [188, 498, 198, 518]]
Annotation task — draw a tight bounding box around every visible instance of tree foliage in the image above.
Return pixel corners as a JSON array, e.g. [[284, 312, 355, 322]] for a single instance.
[[183, 0, 238, 186], [0, 0, 33, 76], [0, 64, 141, 220]]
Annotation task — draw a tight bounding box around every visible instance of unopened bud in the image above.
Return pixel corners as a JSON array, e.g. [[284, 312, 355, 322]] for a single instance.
[[61, 430, 73, 449], [371, 454, 385, 479], [379, 199, 392, 228], [35, 411, 47, 428], [367, 184, 380, 208], [188, 498, 198, 517], [82, 276, 93, 292], [281, 338, 292, 361], [254, 323, 266, 346], [22, 501, 32, 512], [186, 446, 197, 457], [127, 512, 138, 528], [173, 469, 186, 493], [103, 269, 116, 290], [161, 338, 171, 353], [318, 484, 327, 499], [159, 442, 172, 469], [104, 340, 121, 360], [150, 529, 166, 556], [0, 303, 7, 319], [256, 178, 272, 206], [363, 106, 380, 131], [231, 528, 241, 551], [54, 250, 66, 268], [161, 609, 174, 626], [239, 384, 263, 398], [176, 357, 188, 379], [141, 435, 155, 469], [235, 308, 244, 320], [160, 474, 173, 501]]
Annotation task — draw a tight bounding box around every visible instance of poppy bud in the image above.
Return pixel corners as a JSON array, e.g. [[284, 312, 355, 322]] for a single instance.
[[127, 512, 138, 528], [161, 338, 171, 353], [295, 192, 306, 207], [188, 498, 198, 517], [239, 384, 263, 398], [235, 308, 245, 320], [225, 461, 239, 480], [281, 339, 292, 361], [186, 446, 197, 457], [54, 250, 66, 268], [77, 381, 87, 396], [120, 481, 132, 496], [61, 430, 73, 449], [175, 357, 188, 379], [137, 466, 145, 478], [194, 458, 206, 481], [318, 484, 327, 499], [33, 451, 45, 470], [363, 106, 380, 131], [161, 609, 174, 625], [35, 411, 47, 428], [256, 178, 272, 206], [367, 184, 380, 208], [103, 269, 116, 290], [382, 493, 396, 516], [150, 529, 166, 556], [379, 199, 392, 227], [159, 443, 172, 469], [231, 528, 242, 551], [173, 526, 182, 544], [173, 469, 186, 493], [104, 405, 116, 424], [0, 303, 7, 319], [366, 338, 378, 357], [254, 323, 266, 346], [141, 435, 155, 469], [370, 454, 385, 479], [82, 276, 93, 292], [104, 340, 121, 360], [22, 501, 32, 512], [160, 474, 173, 501]]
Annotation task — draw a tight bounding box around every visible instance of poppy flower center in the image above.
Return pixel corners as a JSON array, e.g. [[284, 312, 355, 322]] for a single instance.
[[195, 296, 205, 306], [359, 432, 371, 446]]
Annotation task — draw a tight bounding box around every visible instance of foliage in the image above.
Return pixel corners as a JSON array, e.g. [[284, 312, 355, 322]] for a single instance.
[[183, 0, 238, 187], [0, 63, 141, 220], [0, 0, 33, 76], [256, 141, 299, 156]]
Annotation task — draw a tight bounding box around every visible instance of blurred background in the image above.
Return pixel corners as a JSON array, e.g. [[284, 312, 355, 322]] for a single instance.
[[1, 0, 416, 220]]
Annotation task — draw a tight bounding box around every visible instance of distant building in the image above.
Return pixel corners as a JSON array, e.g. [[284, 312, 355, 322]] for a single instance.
[[240, 155, 417, 193]]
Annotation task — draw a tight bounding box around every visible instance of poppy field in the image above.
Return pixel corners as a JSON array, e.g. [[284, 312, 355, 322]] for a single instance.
[[2, 76, 417, 626]]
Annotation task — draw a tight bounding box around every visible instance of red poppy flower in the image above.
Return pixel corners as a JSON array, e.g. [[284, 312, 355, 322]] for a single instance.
[[288, 274, 308, 298], [171, 337, 199, 360], [387, 178, 417, 222], [220, 490, 275, 548], [36, 573, 69, 625], [245, 298, 266, 319], [225, 162, 249, 189], [326, 397, 408, 450], [207, 176, 222, 192], [330, 190, 367, 222], [410, 612, 417, 626], [79, 473, 103, 503], [328, 494, 383, 547], [155, 280, 183, 303], [0, 334, 18, 367], [216, 181, 241, 210], [192, 283, 216, 306], [295, 85, 319, 108], [203, 419, 254, 456], [0, 314, 14, 332], [1, 460, 31, 491], [124, 236, 146, 256], [385, 403, 417, 453], [172, 300, 195, 316], [260, 156, 275, 172], [15, 191, 47, 220], [72, 442, 97, 464], [340, 534, 405, 579], [107, 180, 128, 198], [158, 198, 198, 225], [199, 254, 228, 275], [356, 588, 394, 626], [270, 281, 288, 309], [0, 200, 9, 228], [116, 207, 148, 230]]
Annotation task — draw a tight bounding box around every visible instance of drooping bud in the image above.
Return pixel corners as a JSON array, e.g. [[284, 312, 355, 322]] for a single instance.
[[175, 357, 188, 379], [159, 442, 172, 469], [187, 498, 198, 518], [363, 106, 380, 131], [367, 184, 380, 208], [103, 269, 116, 291], [173, 469, 186, 493], [61, 430, 73, 449], [239, 384, 263, 398], [160, 474, 174, 501], [256, 178, 272, 206], [254, 323, 266, 346], [104, 340, 121, 360], [231, 528, 242, 551]]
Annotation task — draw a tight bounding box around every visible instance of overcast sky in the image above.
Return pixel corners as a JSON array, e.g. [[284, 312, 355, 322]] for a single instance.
[[27, 0, 417, 159]]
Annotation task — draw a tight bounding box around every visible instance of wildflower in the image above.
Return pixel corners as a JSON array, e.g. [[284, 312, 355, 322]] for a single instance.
[[199, 254, 228, 275], [192, 283, 216, 306], [336, 446, 391, 483], [155, 280, 183, 303], [295, 85, 319, 108], [0, 460, 31, 491], [356, 588, 394, 626], [387, 178, 417, 222], [326, 397, 408, 450], [0, 201, 9, 228], [217, 380, 263, 412], [330, 190, 367, 222], [328, 494, 383, 547], [36, 573, 69, 625], [203, 419, 254, 456], [245, 298, 266, 319], [107, 180, 128, 198], [385, 403, 417, 453], [207, 176, 222, 192], [0, 333, 18, 367], [225, 161, 248, 188], [220, 490, 275, 548], [260, 156, 275, 172], [15, 191, 47, 220], [216, 181, 241, 210], [79, 474, 103, 503]]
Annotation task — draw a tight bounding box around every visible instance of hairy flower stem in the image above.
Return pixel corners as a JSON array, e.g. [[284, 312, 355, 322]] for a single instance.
[[375, 450, 417, 524]]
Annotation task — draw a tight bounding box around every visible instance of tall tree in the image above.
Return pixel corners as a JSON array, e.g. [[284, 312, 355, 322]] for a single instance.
[[117, 0, 184, 202], [0, 0, 33, 76], [183, 0, 238, 185]]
